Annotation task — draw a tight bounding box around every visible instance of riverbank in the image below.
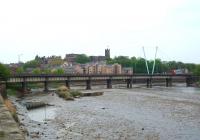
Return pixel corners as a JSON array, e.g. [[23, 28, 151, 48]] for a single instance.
[[10, 85, 200, 140], [0, 95, 25, 140]]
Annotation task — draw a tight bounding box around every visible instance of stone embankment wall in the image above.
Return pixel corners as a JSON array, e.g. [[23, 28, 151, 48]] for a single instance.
[[0, 82, 7, 99], [0, 94, 25, 140]]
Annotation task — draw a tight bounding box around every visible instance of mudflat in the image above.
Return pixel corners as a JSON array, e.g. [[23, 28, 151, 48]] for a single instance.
[[12, 85, 200, 140]]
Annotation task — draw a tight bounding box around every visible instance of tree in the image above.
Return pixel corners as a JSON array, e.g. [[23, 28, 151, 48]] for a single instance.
[[42, 69, 51, 74], [75, 54, 90, 64], [194, 65, 200, 75], [16, 67, 24, 74], [135, 58, 147, 73], [53, 68, 64, 74], [0, 63, 10, 80], [32, 68, 41, 74], [23, 60, 40, 70]]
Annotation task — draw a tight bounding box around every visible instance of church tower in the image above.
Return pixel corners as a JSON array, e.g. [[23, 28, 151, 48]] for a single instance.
[[105, 48, 110, 59]]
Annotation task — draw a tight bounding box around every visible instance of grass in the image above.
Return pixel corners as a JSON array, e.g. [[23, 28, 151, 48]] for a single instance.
[[6, 89, 17, 96], [0, 131, 5, 137], [56, 86, 82, 100], [70, 90, 82, 97]]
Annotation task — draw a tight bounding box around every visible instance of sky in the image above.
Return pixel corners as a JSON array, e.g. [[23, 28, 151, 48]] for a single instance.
[[0, 0, 200, 64]]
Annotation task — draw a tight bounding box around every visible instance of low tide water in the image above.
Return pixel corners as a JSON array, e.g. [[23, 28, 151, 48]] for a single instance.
[[27, 106, 57, 122]]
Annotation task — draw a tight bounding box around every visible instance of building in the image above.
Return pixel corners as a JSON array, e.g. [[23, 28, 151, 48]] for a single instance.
[[65, 54, 79, 65], [88, 65, 96, 74], [105, 48, 110, 59], [89, 49, 111, 62], [47, 56, 64, 66], [90, 56, 106, 62], [64, 65, 83, 74], [122, 67, 133, 74], [113, 63, 122, 74], [171, 69, 189, 75], [105, 65, 113, 74]]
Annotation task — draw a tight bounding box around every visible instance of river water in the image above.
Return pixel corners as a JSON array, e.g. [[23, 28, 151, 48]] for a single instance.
[[27, 106, 57, 122], [12, 84, 200, 140]]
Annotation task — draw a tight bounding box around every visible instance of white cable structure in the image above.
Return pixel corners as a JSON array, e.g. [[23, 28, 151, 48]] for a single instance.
[[152, 46, 158, 75], [142, 47, 150, 75]]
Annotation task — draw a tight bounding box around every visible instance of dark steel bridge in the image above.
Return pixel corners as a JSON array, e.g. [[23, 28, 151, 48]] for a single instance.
[[4, 74, 198, 92]]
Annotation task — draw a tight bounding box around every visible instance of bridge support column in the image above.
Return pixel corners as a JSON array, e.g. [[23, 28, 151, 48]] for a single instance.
[[147, 78, 152, 88], [22, 82, 27, 92], [169, 78, 172, 87], [107, 79, 112, 89], [166, 78, 172, 87], [65, 80, 70, 89], [44, 81, 49, 92], [127, 79, 133, 88], [86, 80, 91, 90], [166, 78, 169, 87], [186, 77, 192, 87]]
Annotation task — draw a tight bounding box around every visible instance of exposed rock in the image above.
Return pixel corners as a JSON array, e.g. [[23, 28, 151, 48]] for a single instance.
[[25, 101, 46, 110], [82, 92, 103, 96]]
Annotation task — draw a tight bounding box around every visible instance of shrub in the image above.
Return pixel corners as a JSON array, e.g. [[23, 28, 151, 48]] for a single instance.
[[57, 86, 83, 100], [70, 90, 82, 97], [57, 86, 69, 92]]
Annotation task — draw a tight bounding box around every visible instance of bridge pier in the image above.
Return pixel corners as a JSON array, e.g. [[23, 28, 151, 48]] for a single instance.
[[86, 80, 91, 90], [166, 78, 172, 87], [146, 78, 152, 88], [22, 82, 27, 92], [44, 81, 49, 92], [127, 79, 133, 88], [65, 80, 70, 89], [107, 79, 112, 89], [186, 77, 193, 87]]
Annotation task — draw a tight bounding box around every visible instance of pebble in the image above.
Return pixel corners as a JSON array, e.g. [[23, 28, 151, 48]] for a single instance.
[[142, 128, 144, 131]]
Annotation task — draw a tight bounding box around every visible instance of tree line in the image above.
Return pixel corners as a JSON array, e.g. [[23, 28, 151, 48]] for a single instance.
[[107, 56, 199, 74], [74, 54, 199, 74], [0, 55, 200, 79]]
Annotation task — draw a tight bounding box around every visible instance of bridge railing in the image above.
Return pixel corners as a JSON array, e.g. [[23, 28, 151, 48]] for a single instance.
[[9, 73, 192, 78]]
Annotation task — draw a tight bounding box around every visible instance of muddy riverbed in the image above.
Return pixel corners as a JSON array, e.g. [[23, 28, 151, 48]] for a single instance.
[[10, 85, 200, 140]]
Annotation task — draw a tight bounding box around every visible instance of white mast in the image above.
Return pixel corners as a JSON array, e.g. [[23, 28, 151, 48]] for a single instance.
[[142, 47, 149, 75], [18, 54, 23, 63], [152, 46, 158, 75]]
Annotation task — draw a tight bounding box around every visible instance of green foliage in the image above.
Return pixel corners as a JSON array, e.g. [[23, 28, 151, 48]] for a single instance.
[[42, 69, 51, 74], [70, 90, 82, 97], [194, 65, 200, 75], [16, 67, 24, 74], [6, 83, 21, 90], [23, 60, 40, 69], [6, 89, 17, 96], [53, 68, 65, 74], [32, 68, 41, 74], [0, 131, 5, 137], [106, 56, 196, 74], [185, 63, 196, 73], [75, 54, 90, 64], [0, 63, 10, 80]]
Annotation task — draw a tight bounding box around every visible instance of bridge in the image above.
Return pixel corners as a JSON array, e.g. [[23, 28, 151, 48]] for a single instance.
[[3, 74, 197, 93]]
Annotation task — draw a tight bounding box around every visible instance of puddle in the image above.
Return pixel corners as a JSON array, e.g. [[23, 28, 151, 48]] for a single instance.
[[27, 106, 57, 122]]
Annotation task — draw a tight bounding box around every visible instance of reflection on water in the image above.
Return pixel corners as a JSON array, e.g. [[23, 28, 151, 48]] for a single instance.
[[168, 84, 200, 94], [28, 106, 56, 122], [153, 83, 200, 94]]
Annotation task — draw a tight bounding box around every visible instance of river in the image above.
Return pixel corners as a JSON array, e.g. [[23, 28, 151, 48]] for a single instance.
[[11, 84, 200, 140]]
